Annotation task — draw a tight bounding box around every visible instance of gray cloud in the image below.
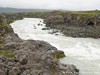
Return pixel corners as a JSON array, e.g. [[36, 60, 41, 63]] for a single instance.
[[0, 0, 100, 10]]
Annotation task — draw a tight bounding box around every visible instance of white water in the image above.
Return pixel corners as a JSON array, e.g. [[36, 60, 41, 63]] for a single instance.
[[10, 18, 100, 75]]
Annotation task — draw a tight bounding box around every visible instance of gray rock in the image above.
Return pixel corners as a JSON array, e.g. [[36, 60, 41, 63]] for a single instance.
[[0, 63, 7, 69], [68, 64, 79, 73], [9, 67, 21, 75], [0, 55, 6, 63], [21, 70, 31, 75], [43, 72, 50, 75], [19, 55, 28, 65], [38, 23, 41, 26], [59, 64, 79, 75], [0, 70, 6, 75], [0, 63, 7, 75], [42, 28, 50, 30], [3, 42, 18, 49], [30, 69, 42, 75]]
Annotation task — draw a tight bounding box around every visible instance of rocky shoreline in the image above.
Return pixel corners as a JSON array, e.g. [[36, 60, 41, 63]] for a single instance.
[[0, 13, 79, 75], [45, 11, 100, 38], [1, 11, 100, 38]]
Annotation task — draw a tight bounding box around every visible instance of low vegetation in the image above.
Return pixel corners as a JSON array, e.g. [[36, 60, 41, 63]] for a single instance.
[[0, 50, 15, 58], [0, 24, 12, 36], [0, 40, 4, 48], [70, 10, 100, 16]]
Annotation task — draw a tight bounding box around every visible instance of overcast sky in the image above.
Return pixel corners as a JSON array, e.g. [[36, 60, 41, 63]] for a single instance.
[[0, 0, 100, 10]]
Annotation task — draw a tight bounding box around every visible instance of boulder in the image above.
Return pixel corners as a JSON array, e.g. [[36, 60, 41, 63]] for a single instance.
[[38, 23, 41, 26], [0, 55, 6, 63], [42, 28, 50, 30], [19, 55, 28, 65]]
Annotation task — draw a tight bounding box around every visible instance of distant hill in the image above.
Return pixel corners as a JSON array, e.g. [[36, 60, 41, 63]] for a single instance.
[[0, 7, 48, 13]]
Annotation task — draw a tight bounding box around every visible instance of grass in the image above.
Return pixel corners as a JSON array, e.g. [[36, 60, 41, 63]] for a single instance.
[[49, 10, 100, 17], [0, 40, 4, 44], [70, 10, 100, 16], [0, 50, 15, 58]]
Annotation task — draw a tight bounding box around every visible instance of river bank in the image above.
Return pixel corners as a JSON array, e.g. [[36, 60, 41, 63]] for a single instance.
[[0, 13, 79, 75], [45, 11, 100, 38], [0, 10, 100, 75], [11, 18, 100, 75], [1, 11, 100, 38]]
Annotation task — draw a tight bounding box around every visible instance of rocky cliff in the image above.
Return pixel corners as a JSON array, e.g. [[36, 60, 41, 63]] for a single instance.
[[0, 13, 79, 75]]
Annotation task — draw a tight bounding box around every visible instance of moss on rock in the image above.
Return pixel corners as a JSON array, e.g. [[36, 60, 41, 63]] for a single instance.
[[53, 51, 65, 59], [0, 50, 15, 58], [0, 40, 4, 49], [0, 24, 13, 36]]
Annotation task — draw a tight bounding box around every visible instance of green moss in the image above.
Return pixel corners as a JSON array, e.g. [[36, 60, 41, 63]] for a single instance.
[[0, 50, 15, 58], [53, 51, 65, 59], [1, 24, 12, 29], [7, 20, 14, 24], [0, 40, 4, 48], [0, 40, 4, 44], [0, 24, 12, 36]]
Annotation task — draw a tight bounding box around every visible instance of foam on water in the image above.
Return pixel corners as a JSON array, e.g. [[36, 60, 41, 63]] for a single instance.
[[10, 18, 100, 75]]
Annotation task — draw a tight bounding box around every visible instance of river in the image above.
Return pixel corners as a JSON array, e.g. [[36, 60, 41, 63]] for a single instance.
[[10, 18, 100, 75]]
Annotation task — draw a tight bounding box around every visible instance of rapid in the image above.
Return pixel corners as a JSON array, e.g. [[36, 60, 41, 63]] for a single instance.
[[10, 18, 100, 75]]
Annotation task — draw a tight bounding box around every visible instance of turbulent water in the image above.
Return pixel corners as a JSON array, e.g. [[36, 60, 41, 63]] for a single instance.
[[10, 18, 100, 75]]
